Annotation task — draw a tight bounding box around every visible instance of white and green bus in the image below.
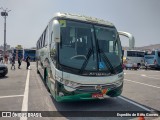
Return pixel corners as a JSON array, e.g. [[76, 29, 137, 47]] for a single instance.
[[36, 13, 134, 102]]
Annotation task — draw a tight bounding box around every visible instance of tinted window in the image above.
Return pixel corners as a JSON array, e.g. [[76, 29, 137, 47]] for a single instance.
[[45, 27, 48, 46], [59, 20, 122, 72], [137, 52, 144, 57], [43, 33, 46, 47], [127, 51, 144, 57]]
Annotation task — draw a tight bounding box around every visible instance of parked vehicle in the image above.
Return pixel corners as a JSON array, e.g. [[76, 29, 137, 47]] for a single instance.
[[0, 63, 8, 77], [24, 49, 36, 61], [144, 50, 160, 69], [123, 50, 145, 70], [0, 54, 3, 63], [12, 49, 23, 60]]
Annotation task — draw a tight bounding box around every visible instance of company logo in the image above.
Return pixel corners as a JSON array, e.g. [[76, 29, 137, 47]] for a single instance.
[[89, 72, 108, 76], [2, 112, 11, 117], [95, 85, 102, 90]]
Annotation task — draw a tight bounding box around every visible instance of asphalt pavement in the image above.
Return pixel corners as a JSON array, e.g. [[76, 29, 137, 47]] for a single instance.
[[0, 62, 160, 120]]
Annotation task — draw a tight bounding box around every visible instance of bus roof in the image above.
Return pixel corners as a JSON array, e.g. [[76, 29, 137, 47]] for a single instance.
[[52, 12, 114, 27]]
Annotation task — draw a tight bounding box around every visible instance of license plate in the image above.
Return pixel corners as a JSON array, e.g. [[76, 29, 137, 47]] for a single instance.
[[92, 93, 103, 98], [0, 70, 3, 73]]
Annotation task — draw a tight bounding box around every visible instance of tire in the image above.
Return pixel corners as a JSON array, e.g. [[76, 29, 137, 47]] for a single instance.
[[44, 68, 50, 93], [1, 74, 5, 77], [37, 69, 40, 74], [36, 61, 40, 74]]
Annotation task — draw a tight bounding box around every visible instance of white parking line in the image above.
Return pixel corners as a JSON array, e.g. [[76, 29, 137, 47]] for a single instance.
[[124, 79, 160, 89], [141, 74, 160, 80], [0, 95, 24, 99], [124, 73, 142, 75], [118, 96, 152, 111], [141, 74, 146, 77], [20, 67, 30, 120], [147, 74, 160, 76], [125, 73, 160, 79]]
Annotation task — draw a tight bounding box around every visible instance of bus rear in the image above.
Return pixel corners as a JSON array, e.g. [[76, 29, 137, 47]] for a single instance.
[[144, 50, 160, 69]]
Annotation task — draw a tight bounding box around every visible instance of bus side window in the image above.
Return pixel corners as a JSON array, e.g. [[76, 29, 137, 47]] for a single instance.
[[50, 32, 56, 64], [45, 27, 48, 46], [43, 34, 45, 47], [40, 37, 43, 48]]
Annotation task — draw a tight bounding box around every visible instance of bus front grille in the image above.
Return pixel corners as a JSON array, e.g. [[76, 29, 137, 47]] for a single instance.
[[75, 84, 117, 91]]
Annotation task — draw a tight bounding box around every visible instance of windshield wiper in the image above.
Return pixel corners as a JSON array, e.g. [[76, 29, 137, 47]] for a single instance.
[[79, 48, 93, 74], [98, 49, 116, 74]]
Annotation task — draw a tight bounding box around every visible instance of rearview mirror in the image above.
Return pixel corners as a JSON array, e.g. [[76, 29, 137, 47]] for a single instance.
[[118, 31, 135, 50], [52, 20, 60, 43]]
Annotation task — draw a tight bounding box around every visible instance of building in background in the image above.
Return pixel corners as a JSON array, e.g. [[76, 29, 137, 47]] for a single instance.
[[0, 44, 11, 56]]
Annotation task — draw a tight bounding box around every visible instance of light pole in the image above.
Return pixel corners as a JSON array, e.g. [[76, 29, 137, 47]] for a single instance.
[[0, 7, 11, 58]]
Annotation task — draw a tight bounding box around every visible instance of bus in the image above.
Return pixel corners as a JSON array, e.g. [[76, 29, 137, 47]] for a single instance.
[[24, 49, 36, 61], [36, 12, 134, 102], [144, 50, 160, 69], [13, 49, 23, 60], [122, 50, 145, 69]]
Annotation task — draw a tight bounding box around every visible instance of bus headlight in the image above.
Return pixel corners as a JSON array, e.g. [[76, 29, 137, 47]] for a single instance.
[[55, 76, 80, 88], [113, 79, 123, 87], [59, 92, 64, 96], [64, 80, 80, 88]]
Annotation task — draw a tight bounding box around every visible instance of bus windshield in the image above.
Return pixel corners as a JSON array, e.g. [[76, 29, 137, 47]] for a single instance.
[[58, 20, 122, 75]]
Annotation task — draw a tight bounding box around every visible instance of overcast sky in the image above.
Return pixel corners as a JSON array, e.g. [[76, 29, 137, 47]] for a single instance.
[[0, 0, 160, 48]]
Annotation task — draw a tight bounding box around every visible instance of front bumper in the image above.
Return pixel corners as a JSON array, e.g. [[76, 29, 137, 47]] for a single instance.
[[55, 81, 123, 102]]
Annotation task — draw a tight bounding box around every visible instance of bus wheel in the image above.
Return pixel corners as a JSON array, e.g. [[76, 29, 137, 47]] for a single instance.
[[134, 68, 137, 70], [37, 69, 40, 74], [45, 68, 50, 93], [36, 62, 40, 74]]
